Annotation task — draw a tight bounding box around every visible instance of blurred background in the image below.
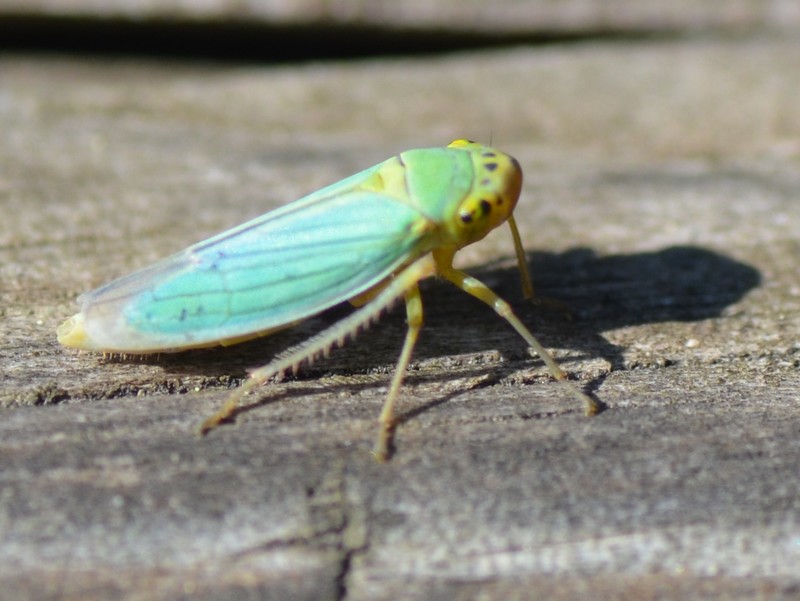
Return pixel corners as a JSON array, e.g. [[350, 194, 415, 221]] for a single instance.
[[2, 0, 799, 62]]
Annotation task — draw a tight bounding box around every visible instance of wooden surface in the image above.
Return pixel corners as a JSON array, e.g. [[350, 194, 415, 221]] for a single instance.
[[3, 0, 800, 31], [1, 13, 799, 601]]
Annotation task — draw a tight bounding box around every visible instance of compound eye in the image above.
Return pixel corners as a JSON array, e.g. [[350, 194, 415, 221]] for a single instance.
[[459, 198, 494, 225]]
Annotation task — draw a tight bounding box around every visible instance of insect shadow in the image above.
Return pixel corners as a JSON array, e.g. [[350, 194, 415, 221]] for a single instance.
[[149, 244, 760, 394]]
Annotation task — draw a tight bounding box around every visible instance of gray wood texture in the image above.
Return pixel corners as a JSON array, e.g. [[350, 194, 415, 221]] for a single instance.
[[1, 22, 799, 601]]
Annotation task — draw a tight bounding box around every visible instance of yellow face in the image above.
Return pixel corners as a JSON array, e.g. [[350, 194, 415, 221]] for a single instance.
[[447, 139, 523, 247]]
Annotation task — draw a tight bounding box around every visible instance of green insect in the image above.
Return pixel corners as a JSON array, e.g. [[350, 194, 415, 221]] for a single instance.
[[58, 139, 599, 460]]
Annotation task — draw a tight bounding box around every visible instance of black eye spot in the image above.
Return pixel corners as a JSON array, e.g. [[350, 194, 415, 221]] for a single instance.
[[480, 199, 492, 215], [460, 213, 473, 224], [485, 162, 498, 172], [482, 151, 496, 157]]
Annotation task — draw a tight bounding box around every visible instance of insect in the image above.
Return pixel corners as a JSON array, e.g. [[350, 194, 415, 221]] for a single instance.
[[58, 139, 599, 460]]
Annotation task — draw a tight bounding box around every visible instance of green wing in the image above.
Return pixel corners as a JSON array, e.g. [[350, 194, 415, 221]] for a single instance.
[[73, 170, 433, 351]]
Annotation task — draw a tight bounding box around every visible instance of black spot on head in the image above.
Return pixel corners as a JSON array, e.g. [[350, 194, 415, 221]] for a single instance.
[[481, 178, 491, 186], [179, 308, 188, 322], [485, 162, 498, 172], [460, 213, 473, 224], [479, 199, 492, 215], [482, 151, 496, 158]]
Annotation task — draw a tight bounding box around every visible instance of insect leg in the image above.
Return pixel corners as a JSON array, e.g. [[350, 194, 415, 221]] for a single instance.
[[432, 248, 600, 416], [507, 214, 573, 318], [373, 284, 423, 462], [199, 256, 438, 438], [507, 214, 535, 301]]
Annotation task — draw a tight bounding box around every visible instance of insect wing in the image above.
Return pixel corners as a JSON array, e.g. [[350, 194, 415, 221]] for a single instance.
[[70, 175, 431, 352]]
